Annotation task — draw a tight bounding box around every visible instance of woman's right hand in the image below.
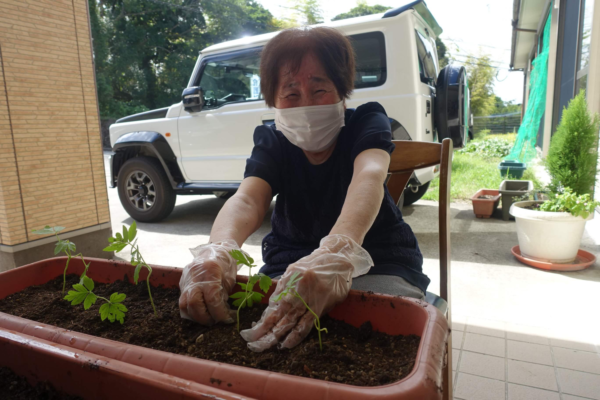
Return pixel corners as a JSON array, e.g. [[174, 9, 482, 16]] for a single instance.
[[178, 240, 242, 325]]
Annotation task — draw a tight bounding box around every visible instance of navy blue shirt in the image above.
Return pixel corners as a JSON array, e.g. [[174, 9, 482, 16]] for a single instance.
[[244, 102, 429, 293]]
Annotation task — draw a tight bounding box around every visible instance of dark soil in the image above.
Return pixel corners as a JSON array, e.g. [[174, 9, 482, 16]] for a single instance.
[[0, 367, 82, 400], [0, 275, 420, 387], [524, 203, 543, 210], [477, 195, 496, 200]]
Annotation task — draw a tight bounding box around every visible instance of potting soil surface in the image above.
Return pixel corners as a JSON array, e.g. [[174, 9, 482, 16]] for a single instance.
[[0, 367, 83, 400], [0, 275, 421, 387]]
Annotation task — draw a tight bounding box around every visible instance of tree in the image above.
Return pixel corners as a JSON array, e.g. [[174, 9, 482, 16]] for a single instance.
[[464, 54, 496, 116], [290, 0, 323, 25], [332, 0, 390, 21], [436, 37, 449, 69], [89, 0, 279, 119], [493, 96, 522, 115]]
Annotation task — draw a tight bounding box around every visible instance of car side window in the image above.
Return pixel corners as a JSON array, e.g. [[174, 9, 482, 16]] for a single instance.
[[350, 32, 387, 89], [415, 29, 439, 85], [198, 48, 262, 109]]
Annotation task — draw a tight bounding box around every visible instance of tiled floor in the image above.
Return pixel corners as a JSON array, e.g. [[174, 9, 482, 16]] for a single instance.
[[452, 316, 600, 400]]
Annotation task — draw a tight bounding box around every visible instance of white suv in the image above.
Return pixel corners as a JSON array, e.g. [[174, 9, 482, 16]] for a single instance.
[[108, 0, 470, 222]]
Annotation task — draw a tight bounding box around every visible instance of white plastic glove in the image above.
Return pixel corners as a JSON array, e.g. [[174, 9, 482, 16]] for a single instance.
[[179, 240, 244, 325], [240, 234, 373, 352]]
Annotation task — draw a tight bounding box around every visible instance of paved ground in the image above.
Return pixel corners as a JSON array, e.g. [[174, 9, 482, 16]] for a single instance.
[[104, 153, 600, 400]]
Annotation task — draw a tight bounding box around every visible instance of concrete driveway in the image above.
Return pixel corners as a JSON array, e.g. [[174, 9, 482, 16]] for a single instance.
[[104, 152, 600, 399]]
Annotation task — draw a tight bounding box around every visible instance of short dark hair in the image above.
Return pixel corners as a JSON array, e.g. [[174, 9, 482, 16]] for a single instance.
[[260, 27, 356, 108]]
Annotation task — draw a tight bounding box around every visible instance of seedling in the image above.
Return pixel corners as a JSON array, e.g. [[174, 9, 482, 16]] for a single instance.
[[228, 250, 272, 332], [274, 271, 328, 351], [64, 276, 128, 324], [103, 222, 157, 316], [32, 225, 91, 294]]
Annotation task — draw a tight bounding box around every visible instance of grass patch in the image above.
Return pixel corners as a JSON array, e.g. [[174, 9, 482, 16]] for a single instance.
[[422, 134, 541, 202]]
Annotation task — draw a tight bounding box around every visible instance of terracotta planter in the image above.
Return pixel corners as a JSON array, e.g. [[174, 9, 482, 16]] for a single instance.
[[470, 189, 500, 218], [0, 257, 449, 400], [0, 327, 252, 400]]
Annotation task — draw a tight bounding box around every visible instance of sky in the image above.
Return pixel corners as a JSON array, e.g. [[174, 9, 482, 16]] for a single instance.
[[256, 0, 525, 104]]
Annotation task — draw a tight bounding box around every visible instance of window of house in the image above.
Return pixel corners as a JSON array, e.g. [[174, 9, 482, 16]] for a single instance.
[[350, 32, 387, 88], [198, 48, 262, 109], [576, 0, 594, 95]]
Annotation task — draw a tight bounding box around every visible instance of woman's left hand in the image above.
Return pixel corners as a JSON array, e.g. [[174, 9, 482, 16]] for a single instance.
[[240, 234, 373, 352]]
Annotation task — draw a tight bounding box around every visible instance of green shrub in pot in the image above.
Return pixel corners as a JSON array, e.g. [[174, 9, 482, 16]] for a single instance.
[[545, 90, 600, 196]]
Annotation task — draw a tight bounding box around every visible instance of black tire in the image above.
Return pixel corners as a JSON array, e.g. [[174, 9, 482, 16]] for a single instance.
[[403, 181, 431, 206], [117, 157, 176, 222]]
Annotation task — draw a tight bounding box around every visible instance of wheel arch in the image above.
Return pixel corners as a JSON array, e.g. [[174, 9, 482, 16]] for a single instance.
[[111, 131, 184, 188]]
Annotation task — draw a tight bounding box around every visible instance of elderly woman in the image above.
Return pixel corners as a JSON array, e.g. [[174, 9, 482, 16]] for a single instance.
[[179, 27, 429, 352]]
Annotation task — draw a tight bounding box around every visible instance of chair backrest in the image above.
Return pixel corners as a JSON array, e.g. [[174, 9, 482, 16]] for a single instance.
[[387, 138, 453, 303]]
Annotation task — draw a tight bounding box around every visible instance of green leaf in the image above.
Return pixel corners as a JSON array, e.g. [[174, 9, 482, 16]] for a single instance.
[[65, 241, 76, 253], [129, 222, 137, 242], [251, 292, 264, 303], [116, 232, 122, 241], [229, 250, 254, 266], [99, 303, 110, 321], [237, 282, 247, 290], [247, 274, 260, 289], [108, 237, 115, 243], [133, 264, 142, 284], [72, 284, 88, 293], [229, 292, 247, 299], [65, 290, 87, 305], [102, 302, 127, 324], [247, 297, 254, 307], [83, 292, 98, 310], [103, 243, 127, 253], [109, 292, 126, 303], [54, 243, 62, 255], [82, 276, 95, 292], [122, 225, 129, 242], [259, 275, 272, 293], [131, 260, 139, 266]]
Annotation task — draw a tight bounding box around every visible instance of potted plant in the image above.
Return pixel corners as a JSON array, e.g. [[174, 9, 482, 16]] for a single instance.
[[470, 189, 501, 218], [510, 92, 600, 266], [0, 230, 449, 399]]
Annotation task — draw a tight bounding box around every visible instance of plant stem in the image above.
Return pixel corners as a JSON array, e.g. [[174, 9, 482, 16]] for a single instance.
[[237, 296, 249, 332], [145, 269, 157, 316], [62, 255, 72, 294], [294, 291, 327, 351], [129, 240, 157, 316]]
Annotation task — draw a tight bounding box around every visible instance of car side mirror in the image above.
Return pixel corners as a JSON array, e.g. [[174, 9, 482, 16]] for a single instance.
[[182, 86, 204, 113]]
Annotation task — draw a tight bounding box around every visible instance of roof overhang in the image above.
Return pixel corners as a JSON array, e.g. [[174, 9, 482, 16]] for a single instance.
[[510, 0, 549, 70]]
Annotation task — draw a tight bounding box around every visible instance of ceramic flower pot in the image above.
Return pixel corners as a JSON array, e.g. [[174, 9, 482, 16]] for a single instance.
[[510, 200, 592, 263], [470, 189, 500, 218], [0, 257, 449, 400]]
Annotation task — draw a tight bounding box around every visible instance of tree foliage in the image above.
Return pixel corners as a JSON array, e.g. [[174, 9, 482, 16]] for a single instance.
[[90, 0, 279, 119], [546, 90, 599, 196], [290, 0, 324, 25], [332, 0, 390, 21], [436, 37, 449, 69], [493, 96, 521, 115], [464, 53, 496, 116]]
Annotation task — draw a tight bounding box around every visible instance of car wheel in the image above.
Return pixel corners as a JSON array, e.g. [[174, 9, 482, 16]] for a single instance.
[[403, 181, 431, 206], [117, 157, 176, 222]]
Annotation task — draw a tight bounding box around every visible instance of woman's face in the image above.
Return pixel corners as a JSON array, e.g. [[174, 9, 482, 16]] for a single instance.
[[274, 52, 341, 109]]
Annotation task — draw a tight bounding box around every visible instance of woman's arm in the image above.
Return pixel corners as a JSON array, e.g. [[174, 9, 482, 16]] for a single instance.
[[329, 148, 390, 244], [209, 176, 273, 246]]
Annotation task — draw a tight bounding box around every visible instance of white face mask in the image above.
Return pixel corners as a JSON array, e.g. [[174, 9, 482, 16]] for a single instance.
[[274, 101, 345, 152]]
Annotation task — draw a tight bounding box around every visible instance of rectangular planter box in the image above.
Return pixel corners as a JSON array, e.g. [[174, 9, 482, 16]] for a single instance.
[[0, 327, 253, 400], [470, 189, 501, 218], [498, 160, 526, 179], [499, 180, 534, 221], [0, 257, 449, 400]]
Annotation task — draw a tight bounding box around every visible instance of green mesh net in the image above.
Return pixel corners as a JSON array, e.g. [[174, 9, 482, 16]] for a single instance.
[[505, 8, 552, 163]]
